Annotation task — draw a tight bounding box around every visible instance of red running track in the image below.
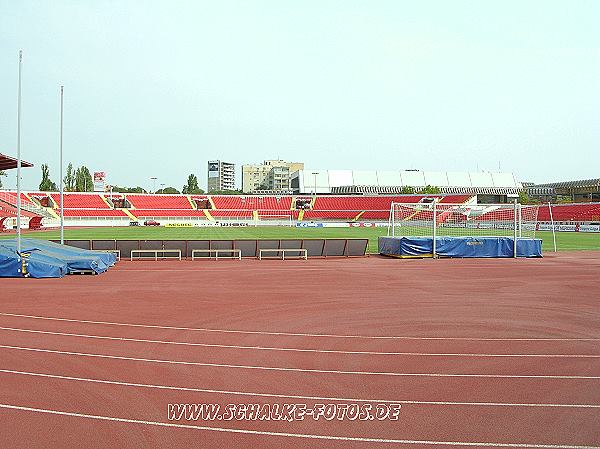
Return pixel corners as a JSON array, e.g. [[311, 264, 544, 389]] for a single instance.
[[0, 252, 599, 448]]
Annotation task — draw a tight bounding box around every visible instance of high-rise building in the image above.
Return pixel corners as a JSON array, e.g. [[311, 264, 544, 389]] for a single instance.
[[207, 160, 236, 192], [242, 160, 304, 193]]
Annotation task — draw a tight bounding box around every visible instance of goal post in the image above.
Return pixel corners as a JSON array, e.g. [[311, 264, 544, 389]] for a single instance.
[[387, 202, 540, 256]]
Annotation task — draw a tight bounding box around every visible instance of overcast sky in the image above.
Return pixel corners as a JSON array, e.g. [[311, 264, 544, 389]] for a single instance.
[[1, 0, 598, 191]]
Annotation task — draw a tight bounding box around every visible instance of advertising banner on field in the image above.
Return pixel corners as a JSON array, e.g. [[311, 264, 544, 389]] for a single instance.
[[537, 223, 600, 233], [296, 222, 324, 228], [165, 223, 193, 227]]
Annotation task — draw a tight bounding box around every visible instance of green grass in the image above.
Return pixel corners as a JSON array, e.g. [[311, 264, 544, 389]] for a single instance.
[[2, 226, 598, 253]]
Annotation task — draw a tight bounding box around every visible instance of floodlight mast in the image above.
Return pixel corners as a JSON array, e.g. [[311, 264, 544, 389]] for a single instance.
[[60, 86, 64, 244], [16, 50, 23, 255]]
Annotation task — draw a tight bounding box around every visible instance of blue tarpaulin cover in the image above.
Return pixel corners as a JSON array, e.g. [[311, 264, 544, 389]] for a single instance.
[[379, 236, 542, 258], [0, 238, 117, 278]]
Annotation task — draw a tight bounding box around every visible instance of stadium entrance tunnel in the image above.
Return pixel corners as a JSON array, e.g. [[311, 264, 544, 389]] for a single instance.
[[0, 238, 118, 278], [379, 236, 542, 259], [48, 238, 369, 259]]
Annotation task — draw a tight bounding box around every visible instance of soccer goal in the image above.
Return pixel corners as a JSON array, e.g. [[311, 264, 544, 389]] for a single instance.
[[255, 210, 295, 227], [385, 201, 540, 257]]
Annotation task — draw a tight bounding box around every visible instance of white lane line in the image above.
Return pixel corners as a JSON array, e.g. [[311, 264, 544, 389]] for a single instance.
[[1, 312, 598, 341], [1, 326, 598, 358], [0, 404, 598, 448], [1, 368, 598, 408], [1, 345, 599, 379]]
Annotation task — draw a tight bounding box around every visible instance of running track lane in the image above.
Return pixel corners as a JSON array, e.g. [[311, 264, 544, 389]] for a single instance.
[[0, 254, 599, 448]]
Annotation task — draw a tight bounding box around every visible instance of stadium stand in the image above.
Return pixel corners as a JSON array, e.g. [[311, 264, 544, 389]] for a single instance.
[[303, 210, 360, 220], [19, 191, 600, 226], [0, 191, 37, 209], [61, 209, 129, 217], [130, 209, 206, 217], [438, 194, 474, 203], [0, 191, 45, 217], [0, 202, 39, 218], [312, 195, 430, 211], [50, 193, 111, 209], [211, 196, 292, 210], [537, 203, 600, 222], [209, 210, 254, 218], [359, 211, 393, 220], [126, 194, 193, 210]]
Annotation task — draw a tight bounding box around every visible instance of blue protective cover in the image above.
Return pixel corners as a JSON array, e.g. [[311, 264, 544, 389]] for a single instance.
[[0, 238, 117, 277], [0, 245, 68, 278], [379, 236, 542, 258], [0, 246, 23, 277]]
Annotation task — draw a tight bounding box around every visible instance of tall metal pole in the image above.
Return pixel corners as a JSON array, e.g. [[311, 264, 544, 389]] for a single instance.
[[548, 202, 557, 252], [432, 200, 437, 258], [60, 85, 64, 244], [16, 50, 23, 254], [513, 199, 518, 258]]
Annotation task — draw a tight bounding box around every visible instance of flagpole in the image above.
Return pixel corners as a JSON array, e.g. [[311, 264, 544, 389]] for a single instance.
[[16, 50, 23, 254], [60, 85, 64, 244]]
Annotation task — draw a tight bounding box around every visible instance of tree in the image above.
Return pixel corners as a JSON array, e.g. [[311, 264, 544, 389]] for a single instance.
[[518, 190, 530, 205], [64, 162, 75, 192], [39, 164, 58, 191], [209, 189, 243, 195], [111, 185, 147, 193], [156, 187, 180, 194], [399, 186, 415, 194], [0, 170, 6, 189], [418, 185, 441, 194], [182, 174, 204, 194], [75, 166, 93, 192]]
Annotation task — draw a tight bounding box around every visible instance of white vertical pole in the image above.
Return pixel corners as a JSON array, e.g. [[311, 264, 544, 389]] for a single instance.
[[518, 203, 522, 238], [548, 202, 557, 252], [432, 201, 437, 258], [388, 202, 394, 237], [16, 50, 23, 255], [513, 199, 518, 258], [59, 85, 64, 244]]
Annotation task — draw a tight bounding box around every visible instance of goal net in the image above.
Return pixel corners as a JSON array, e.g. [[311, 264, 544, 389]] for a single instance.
[[387, 202, 540, 239], [256, 210, 295, 227]]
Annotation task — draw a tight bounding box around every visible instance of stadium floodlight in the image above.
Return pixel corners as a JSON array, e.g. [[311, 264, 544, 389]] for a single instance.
[[150, 177, 157, 194]]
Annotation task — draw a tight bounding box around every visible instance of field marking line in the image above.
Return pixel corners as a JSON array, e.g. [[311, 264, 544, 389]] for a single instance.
[[1, 326, 598, 358], [0, 404, 599, 448], [1, 345, 599, 379], [1, 312, 598, 341], [1, 368, 598, 408]]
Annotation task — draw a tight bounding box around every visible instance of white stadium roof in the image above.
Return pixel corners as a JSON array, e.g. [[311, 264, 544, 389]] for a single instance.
[[292, 170, 522, 195]]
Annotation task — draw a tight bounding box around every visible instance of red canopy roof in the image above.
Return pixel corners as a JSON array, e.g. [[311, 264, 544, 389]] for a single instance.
[[0, 153, 34, 170]]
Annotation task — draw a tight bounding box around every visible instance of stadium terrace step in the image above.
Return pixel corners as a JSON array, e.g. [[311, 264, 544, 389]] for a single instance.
[[121, 209, 138, 220], [186, 195, 197, 209], [100, 194, 114, 208]]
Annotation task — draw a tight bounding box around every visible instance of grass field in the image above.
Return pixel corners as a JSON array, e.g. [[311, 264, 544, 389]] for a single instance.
[[1, 226, 598, 253]]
